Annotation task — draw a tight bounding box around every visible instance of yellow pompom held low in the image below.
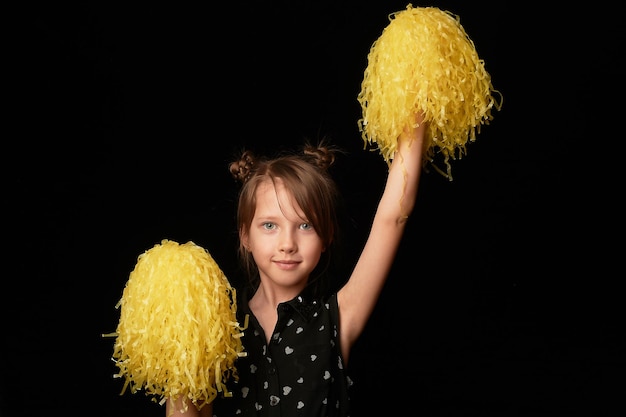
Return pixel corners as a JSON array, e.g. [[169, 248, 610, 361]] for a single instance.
[[357, 4, 503, 180], [103, 239, 246, 413]]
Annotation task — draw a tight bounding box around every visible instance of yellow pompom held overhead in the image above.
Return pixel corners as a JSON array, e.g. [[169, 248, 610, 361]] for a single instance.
[[103, 240, 246, 414], [357, 4, 503, 180]]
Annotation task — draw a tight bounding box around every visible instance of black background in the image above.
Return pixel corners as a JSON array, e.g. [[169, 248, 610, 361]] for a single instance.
[[5, 1, 624, 416]]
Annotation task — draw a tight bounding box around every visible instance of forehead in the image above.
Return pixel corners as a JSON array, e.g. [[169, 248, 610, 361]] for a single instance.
[[254, 177, 305, 218]]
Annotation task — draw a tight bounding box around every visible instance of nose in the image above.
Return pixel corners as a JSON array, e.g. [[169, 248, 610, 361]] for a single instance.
[[279, 230, 297, 254]]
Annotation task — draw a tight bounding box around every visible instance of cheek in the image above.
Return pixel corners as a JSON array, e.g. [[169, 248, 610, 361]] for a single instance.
[[246, 232, 272, 254], [304, 238, 325, 259]]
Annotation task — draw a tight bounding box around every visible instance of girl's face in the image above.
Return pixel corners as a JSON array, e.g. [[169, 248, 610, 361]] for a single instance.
[[242, 178, 324, 291]]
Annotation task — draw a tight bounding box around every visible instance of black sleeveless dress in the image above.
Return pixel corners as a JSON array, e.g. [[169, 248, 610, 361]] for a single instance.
[[212, 290, 353, 417]]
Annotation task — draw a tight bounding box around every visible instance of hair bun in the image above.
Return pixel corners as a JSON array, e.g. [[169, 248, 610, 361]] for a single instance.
[[229, 150, 257, 184], [303, 143, 336, 172]]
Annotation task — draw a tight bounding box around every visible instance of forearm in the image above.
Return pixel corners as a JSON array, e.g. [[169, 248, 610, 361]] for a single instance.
[[165, 397, 212, 417], [378, 115, 426, 221]]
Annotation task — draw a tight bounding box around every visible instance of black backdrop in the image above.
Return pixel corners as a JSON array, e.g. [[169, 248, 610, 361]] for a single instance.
[[5, 1, 624, 416]]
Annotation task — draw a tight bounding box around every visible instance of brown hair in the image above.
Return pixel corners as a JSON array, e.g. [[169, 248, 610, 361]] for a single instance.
[[229, 141, 342, 297]]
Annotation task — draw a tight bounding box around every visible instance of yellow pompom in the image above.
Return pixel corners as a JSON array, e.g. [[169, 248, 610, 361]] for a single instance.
[[107, 239, 245, 410], [357, 4, 503, 180]]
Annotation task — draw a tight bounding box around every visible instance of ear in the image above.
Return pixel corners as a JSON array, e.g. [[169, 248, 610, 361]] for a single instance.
[[240, 229, 250, 250]]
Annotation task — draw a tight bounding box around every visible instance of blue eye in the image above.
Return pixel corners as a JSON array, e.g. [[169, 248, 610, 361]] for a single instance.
[[263, 222, 276, 230], [300, 223, 313, 231]]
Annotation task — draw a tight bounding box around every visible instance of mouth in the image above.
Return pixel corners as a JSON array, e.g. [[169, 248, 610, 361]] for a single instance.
[[274, 260, 300, 270]]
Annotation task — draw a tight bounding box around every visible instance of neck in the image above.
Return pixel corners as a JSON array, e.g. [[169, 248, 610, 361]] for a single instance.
[[252, 280, 306, 310]]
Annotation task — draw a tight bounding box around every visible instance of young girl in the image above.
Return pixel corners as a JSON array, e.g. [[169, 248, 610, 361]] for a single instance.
[[111, 7, 498, 415], [166, 114, 426, 416]]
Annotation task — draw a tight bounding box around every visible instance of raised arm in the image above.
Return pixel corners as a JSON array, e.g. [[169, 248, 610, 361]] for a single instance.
[[337, 113, 426, 360]]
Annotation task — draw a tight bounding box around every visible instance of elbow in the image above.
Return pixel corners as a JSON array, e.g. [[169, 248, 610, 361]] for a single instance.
[[396, 214, 410, 225]]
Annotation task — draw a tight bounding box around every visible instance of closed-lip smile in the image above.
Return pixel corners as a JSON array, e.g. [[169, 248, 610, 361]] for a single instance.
[[274, 259, 300, 270]]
